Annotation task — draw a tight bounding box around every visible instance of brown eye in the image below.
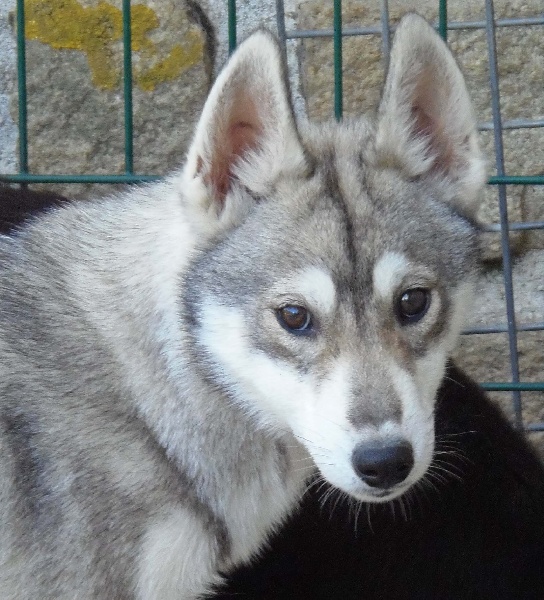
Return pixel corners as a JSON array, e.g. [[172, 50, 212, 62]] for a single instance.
[[396, 288, 431, 325], [277, 305, 312, 334]]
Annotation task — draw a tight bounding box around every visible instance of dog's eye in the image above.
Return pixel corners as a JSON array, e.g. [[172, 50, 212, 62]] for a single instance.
[[277, 305, 312, 333], [396, 288, 431, 324]]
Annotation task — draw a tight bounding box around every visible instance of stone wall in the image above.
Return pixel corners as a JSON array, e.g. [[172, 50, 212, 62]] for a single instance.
[[1, 0, 214, 198], [0, 0, 16, 172], [0, 0, 542, 428]]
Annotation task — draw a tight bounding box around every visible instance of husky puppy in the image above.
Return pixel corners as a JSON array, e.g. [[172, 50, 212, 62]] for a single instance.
[[217, 364, 544, 599], [3, 216, 543, 599], [0, 14, 486, 599]]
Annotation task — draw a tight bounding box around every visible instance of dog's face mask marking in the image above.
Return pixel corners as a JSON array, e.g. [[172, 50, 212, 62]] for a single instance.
[[182, 20, 485, 502]]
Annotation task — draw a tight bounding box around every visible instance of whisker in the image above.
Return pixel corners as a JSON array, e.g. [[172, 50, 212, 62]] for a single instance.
[[366, 503, 375, 535], [425, 470, 449, 486], [420, 476, 441, 498], [436, 430, 477, 438], [354, 498, 364, 535], [293, 465, 320, 474], [330, 488, 346, 520], [306, 476, 328, 495], [432, 458, 466, 475], [441, 374, 465, 389], [429, 465, 464, 483]]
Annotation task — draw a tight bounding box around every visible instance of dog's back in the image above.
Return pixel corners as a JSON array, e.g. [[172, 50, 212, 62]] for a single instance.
[[0, 188, 196, 597]]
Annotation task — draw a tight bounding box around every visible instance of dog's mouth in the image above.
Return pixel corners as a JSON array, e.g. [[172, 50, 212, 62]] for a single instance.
[[350, 481, 414, 503], [368, 489, 392, 498], [315, 469, 418, 504]]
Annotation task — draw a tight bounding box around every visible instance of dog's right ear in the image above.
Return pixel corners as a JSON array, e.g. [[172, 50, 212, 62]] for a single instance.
[[183, 30, 306, 228]]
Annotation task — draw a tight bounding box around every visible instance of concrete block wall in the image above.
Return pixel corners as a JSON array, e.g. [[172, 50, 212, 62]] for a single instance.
[[0, 0, 542, 429]]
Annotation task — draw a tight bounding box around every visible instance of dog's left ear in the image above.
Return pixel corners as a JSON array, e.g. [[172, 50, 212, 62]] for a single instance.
[[374, 14, 486, 217], [183, 30, 306, 226]]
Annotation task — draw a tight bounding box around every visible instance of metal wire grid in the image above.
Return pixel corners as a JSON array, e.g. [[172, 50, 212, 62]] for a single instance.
[[1, 0, 543, 429]]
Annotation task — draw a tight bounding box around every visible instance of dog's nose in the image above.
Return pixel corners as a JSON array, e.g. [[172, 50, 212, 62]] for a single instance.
[[352, 440, 414, 488]]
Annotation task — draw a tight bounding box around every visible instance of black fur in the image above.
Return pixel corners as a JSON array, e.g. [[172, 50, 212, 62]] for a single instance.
[[0, 184, 69, 234], [217, 366, 544, 599]]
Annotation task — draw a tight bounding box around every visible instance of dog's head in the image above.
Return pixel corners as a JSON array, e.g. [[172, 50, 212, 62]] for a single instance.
[[181, 15, 485, 502]]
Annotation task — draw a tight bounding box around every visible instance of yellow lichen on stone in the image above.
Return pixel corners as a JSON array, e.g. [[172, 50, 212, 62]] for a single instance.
[[136, 31, 204, 92], [25, 0, 204, 91]]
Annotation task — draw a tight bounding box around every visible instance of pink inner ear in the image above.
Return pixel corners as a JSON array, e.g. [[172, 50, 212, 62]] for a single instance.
[[202, 94, 264, 205], [411, 105, 434, 140], [230, 121, 260, 158], [208, 121, 261, 202], [411, 90, 456, 176]]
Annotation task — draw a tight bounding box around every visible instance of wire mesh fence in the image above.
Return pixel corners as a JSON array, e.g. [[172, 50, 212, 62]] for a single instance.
[[1, 0, 543, 430]]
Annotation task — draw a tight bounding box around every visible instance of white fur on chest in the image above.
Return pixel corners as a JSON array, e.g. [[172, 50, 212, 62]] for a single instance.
[[138, 447, 309, 600], [220, 447, 309, 567]]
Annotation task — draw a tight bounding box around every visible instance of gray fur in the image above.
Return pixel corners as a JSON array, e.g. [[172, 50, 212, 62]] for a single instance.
[[0, 15, 485, 599]]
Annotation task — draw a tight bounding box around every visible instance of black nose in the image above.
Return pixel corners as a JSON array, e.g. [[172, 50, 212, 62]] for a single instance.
[[352, 440, 414, 489]]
